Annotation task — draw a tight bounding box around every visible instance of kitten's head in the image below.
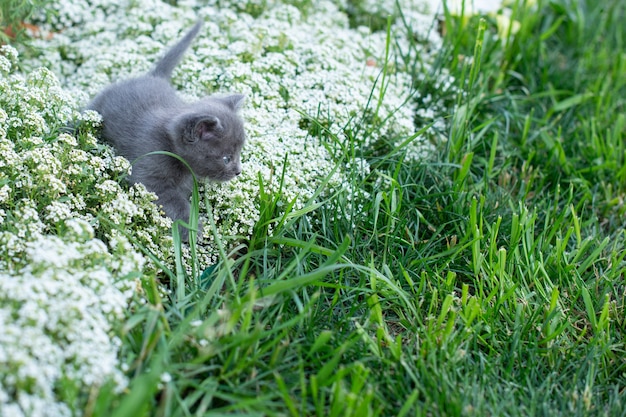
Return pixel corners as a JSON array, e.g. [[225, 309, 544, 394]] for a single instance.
[[168, 94, 246, 181]]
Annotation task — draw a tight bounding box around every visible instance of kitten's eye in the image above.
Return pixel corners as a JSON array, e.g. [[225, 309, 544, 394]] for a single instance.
[[222, 155, 232, 165]]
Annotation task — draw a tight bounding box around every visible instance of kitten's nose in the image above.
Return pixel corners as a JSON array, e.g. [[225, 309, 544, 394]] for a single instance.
[[234, 165, 242, 176]]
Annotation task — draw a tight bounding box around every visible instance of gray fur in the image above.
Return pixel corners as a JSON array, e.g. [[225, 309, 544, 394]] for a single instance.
[[88, 20, 246, 241], [150, 20, 203, 80]]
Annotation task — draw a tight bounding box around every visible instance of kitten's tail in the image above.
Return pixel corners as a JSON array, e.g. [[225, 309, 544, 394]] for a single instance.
[[150, 20, 203, 80]]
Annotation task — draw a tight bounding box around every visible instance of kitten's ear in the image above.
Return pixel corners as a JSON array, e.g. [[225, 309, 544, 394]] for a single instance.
[[220, 94, 245, 111], [192, 116, 222, 141]]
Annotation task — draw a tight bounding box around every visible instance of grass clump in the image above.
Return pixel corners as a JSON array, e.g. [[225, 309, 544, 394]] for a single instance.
[[1, 0, 625, 416], [0, 0, 57, 45]]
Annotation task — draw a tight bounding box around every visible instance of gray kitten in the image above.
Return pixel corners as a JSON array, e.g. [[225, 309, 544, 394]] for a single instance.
[[88, 20, 246, 241]]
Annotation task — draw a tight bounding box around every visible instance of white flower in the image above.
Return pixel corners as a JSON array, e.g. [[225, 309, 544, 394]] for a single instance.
[[64, 218, 95, 239], [96, 179, 123, 196], [45, 201, 73, 223], [0, 45, 18, 74], [0, 234, 133, 416], [0, 185, 10, 204], [26, 235, 82, 267]]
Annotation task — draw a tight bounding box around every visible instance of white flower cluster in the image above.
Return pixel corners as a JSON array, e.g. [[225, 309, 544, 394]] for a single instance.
[[26, 0, 455, 248], [0, 47, 176, 260], [0, 225, 134, 417], [0, 44, 177, 415]]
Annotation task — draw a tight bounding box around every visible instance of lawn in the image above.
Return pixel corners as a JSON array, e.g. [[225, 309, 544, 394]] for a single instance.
[[1, 0, 625, 416]]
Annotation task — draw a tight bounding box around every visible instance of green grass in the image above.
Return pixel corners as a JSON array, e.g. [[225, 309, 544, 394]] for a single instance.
[[91, 0, 625, 415]]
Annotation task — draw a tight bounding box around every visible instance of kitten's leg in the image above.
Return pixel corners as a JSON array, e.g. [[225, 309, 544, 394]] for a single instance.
[[178, 177, 204, 239], [140, 170, 200, 242], [158, 193, 193, 242]]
